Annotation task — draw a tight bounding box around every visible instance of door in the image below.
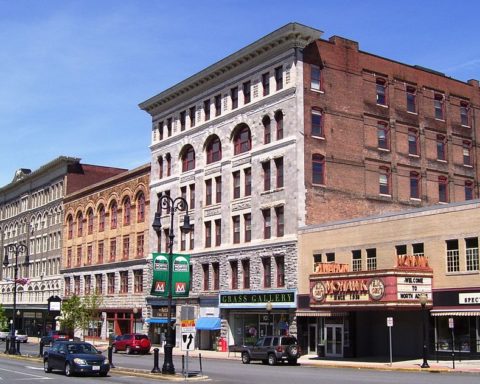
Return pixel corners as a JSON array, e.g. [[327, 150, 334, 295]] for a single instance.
[[308, 324, 317, 354], [325, 324, 343, 357]]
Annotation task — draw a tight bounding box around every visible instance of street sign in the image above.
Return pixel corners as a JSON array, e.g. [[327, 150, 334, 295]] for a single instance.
[[181, 319, 196, 333], [387, 317, 393, 327], [181, 332, 195, 351], [448, 317, 454, 329]]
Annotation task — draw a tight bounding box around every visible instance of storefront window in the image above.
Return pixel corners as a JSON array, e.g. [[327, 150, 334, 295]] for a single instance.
[[230, 312, 292, 346], [435, 317, 471, 352]]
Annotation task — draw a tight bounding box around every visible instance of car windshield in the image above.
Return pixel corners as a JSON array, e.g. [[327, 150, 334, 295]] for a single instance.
[[281, 337, 297, 346], [134, 335, 147, 340], [67, 344, 98, 354]]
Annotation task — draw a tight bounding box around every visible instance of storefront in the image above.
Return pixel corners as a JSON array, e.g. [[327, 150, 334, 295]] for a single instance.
[[431, 289, 480, 358], [219, 290, 297, 347]]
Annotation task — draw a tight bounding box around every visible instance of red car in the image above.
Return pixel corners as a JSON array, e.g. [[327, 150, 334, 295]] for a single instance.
[[112, 333, 151, 354]]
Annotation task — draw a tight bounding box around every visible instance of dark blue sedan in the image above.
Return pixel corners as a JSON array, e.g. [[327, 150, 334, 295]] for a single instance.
[[43, 341, 110, 377]]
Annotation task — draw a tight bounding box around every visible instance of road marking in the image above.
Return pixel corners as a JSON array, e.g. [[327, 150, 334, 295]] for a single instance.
[[25, 366, 45, 370], [0, 367, 51, 379]]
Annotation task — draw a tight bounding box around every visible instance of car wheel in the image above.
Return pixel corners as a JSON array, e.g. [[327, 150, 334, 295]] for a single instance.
[[241, 352, 251, 364], [288, 358, 298, 365], [43, 360, 52, 373], [65, 362, 72, 377], [287, 345, 298, 358], [268, 353, 277, 366], [126, 346, 132, 355], [112, 345, 117, 353]]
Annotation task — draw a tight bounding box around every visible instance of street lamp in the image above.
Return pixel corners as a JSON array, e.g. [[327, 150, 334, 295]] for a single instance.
[[133, 306, 139, 333], [266, 301, 273, 335], [3, 242, 29, 355], [152, 192, 191, 375], [418, 293, 430, 368]]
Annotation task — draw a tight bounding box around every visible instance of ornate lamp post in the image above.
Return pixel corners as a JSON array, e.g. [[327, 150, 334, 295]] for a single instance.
[[3, 242, 29, 355], [152, 193, 191, 375], [418, 293, 430, 368], [266, 301, 273, 335]]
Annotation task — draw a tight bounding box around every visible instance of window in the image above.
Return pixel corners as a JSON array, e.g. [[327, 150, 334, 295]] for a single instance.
[[123, 198, 131, 226], [463, 141, 472, 166], [377, 122, 389, 150], [137, 193, 145, 222], [158, 121, 164, 140], [76, 245, 82, 266], [202, 264, 209, 291], [326, 252, 335, 262], [352, 250, 362, 271], [396, 245, 407, 256], [244, 213, 251, 242], [120, 271, 128, 294], [87, 244, 93, 265], [206, 136, 222, 164], [67, 216, 73, 239], [205, 221, 212, 248], [465, 181, 474, 201], [311, 110, 323, 137], [376, 78, 387, 105], [446, 239, 460, 272], [263, 161, 271, 191], [262, 72, 270, 96], [406, 86, 416, 113], [167, 118, 172, 137], [166, 154, 172, 176], [97, 241, 104, 264], [274, 66, 283, 91], [263, 257, 271, 288], [215, 219, 221, 246], [379, 167, 390, 195], [436, 135, 446, 161], [189, 106, 196, 128], [74, 277, 80, 295], [158, 157, 163, 180], [204, 99, 210, 121], [180, 231, 186, 251], [233, 215, 240, 244], [214, 94, 221, 117], [213, 262, 220, 290], [244, 168, 251, 196], [189, 225, 194, 250], [180, 111, 186, 131], [460, 102, 469, 126], [231, 260, 238, 289], [111, 202, 118, 229], [243, 81, 251, 104], [439, 176, 448, 203], [410, 172, 420, 199], [366, 248, 377, 270], [181, 186, 187, 202], [95, 274, 103, 295], [87, 209, 94, 235], [312, 154, 325, 185], [107, 273, 115, 294], [231, 86, 238, 109], [275, 206, 284, 237], [263, 116, 271, 144], [122, 235, 130, 260], [434, 93, 444, 120], [77, 212, 83, 237], [263, 209, 271, 239], [205, 179, 212, 206], [242, 259, 250, 289], [275, 158, 284, 188], [136, 234, 144, 258], [64, 277, 71, 296], [276, 256, 285, 287], [311, 65, 321, 91], [233, 125, 251, 154], [466, 237, 479, 271], [134, 270, 143, 293], [84, 275, 91, 295], [275, 110, 283, 140], [189, 184, 195, 209], [110, 239, 117, 261], [408, 129, 419, 155], [215, 176, 222, 203], [182, 146, 195, 172], [233, 171, 240, 199]]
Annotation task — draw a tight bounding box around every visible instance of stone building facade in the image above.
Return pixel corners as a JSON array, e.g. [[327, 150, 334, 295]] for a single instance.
[[62, 163, 150, 339], [0, 156, 126, 336]]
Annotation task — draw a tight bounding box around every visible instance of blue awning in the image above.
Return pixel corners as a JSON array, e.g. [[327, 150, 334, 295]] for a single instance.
[[146, 318, 168, 324], [195, 317, 221, 331]]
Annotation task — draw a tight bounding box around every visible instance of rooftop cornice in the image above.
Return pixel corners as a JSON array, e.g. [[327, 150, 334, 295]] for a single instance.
[[139, 22, 322, 115]]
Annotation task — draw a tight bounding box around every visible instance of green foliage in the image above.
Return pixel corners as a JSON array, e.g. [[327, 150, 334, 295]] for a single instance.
[[59, 293, 104, 338], [0, 304, 7, 330]]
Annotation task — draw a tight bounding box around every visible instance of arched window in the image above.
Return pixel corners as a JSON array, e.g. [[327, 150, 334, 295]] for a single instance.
[[182, 145, 196, 172], [123, 197, 131, 226], [166, 153, 172, 176], [158, 156, 163, 179], [67, 215, 74, 239], [206, 136, 222, 164], [233, 124, 251, 155], [312, 154, 325, 185], [275, 110, 283, 140], [137, 192, 145, 222], [87, 208, 94, 235], [98, 205, 105, 232], [262, 116, 271, 144], [110, 201, 118, 229], [77, 212, 83, 237]]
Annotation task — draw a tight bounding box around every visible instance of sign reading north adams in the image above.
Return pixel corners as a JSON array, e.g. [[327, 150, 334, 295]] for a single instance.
[[151, 253, 190, 298]]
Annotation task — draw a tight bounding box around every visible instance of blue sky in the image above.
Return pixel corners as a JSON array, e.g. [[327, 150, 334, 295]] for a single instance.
[[1, 0, 479, 187]]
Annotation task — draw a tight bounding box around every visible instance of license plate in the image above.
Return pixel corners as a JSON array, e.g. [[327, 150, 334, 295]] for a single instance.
[[92, 366, 100, 371]]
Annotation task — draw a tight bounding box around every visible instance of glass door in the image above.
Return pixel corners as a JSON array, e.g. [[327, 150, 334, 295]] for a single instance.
[[308, 324, 317, 354], [325, 324, 343, 357]]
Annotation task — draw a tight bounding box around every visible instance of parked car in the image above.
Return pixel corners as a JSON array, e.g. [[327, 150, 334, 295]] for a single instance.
[[40, 330, 69, 345], [15, 329, 28, 343], [0, 329, 10, 341], [112, 333, 151, 354], [241, 335, 300, 365], [43, 341, 110, 377]]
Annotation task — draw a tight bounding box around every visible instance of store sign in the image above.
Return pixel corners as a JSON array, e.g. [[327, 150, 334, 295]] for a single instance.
[[151, 253, 190, 297], [311, 278, 385, 303], [459, 292, 480, 304], [397, 255, 429, 268], [314, 263, 349, 274], [396, 277, 432, 300], [219, 290, 296, 308]]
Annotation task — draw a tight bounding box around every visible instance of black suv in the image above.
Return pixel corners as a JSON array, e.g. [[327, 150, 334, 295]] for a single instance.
[[241, 335, 300, 365]]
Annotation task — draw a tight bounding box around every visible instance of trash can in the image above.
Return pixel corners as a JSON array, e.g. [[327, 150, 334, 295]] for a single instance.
[[317, 344, 325, 358]]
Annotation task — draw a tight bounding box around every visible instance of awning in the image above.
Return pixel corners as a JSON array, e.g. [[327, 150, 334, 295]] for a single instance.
[[296, 311, 348, 317], [195, 317, 221, 331], [145, 318, 168, 324], [431, 310, 480, 317]]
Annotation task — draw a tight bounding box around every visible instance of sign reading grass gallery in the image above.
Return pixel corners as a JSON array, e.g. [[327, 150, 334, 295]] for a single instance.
[[219, 290, 297, 308], [151, 252, 190, 297]]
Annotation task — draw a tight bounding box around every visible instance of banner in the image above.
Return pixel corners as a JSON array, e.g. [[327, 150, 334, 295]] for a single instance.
[[151, 253, 190, 297]]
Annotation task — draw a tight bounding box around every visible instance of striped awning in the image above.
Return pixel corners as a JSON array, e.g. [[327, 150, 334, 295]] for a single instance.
[[431, 310, 480, 317], [296, 310, 348, 317]]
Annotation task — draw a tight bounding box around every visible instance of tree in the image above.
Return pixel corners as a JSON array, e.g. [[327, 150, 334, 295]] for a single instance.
[[80, 292, 103, 340], [0, 304, 7, 331], [59, 293, 103, 340]]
